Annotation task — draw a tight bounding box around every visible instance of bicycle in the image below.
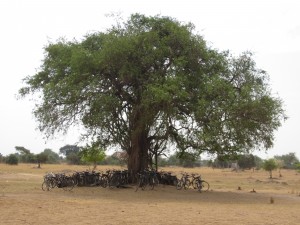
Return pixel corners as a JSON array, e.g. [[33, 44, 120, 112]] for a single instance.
[[176, 173, 190, 190], [189, 173, 201, 189], [194, 176, 210, 192], [135, 169, 150, 191], [59, 174, 75, 191], [148, 169, 159, 190], [42, 172, 75, 191], [42, 172, 56, 191]]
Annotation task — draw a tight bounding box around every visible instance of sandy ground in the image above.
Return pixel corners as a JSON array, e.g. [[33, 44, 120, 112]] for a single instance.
[[0, 164, 299, 225]]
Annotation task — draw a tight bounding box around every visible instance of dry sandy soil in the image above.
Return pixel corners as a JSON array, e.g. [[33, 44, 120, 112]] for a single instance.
[[0, 164, 299, 225]]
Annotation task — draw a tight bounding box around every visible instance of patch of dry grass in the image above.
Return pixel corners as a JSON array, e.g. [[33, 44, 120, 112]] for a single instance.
[[0, 163, 299, 225]]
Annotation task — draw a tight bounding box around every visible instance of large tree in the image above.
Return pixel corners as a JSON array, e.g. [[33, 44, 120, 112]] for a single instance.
[[19, 14, 285, 175]]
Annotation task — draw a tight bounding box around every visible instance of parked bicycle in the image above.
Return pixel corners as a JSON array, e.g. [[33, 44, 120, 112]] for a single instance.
[[135, 169, 159, 191], [108, 170, 129, 188], [176, 173, 190, 190], [157, 171, 178, 186], [42, 172, 75, 191], [194, 175, 210, 192]]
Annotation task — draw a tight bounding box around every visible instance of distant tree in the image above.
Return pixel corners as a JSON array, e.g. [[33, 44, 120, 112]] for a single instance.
[[6, 154, 19, 165], [80, 143, 106, 169], [262, 158, 278, 178], [295, 163, 300, 173], [237, 154, 256, 169], [59, 145, 80, 156], [101, 155, 120, 165], [42, 149, 60, 164], [15, 146, 30, 155], [26, 153, 37, 163], [253, 155, 264, 169], [274, 152, 299, 169], [176, 151, 201, 168], [15, 146, 33, 163], [36, 152, 48, 168], [275, 159, 284, 177], [165, 154, 181, 166], [0, 153, 4, 163], [157, 156, 168, 167], [213, 154, 237, 168], [59, 145, 81, 164]]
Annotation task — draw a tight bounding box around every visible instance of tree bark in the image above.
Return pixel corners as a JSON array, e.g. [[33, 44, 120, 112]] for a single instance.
[[127, 130, 149, 181]]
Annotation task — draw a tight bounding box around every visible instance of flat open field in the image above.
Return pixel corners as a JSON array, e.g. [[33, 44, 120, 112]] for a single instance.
[[0, 163, 299, 225]]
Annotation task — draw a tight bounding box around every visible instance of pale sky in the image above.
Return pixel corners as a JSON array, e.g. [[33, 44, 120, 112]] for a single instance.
[[0, 0, 299, 159]]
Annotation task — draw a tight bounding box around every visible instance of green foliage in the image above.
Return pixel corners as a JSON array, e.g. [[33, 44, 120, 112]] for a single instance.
[[14, 146, 36, 163], [19, 14, 286, 172], [274, 152, 299, 169], [59, 145, 81, 164], [0, 153, 4, 163], [15, 146, 30, 155], [41, 149, 60, 164], [34, 149, 60, 166], [212, 153, 262, 169], [158, 153, 200, 167], [80, 143, 106, 169], [6, 154, 19, 165], [295, 163, 300, 172], [176, 152, 200, 168], [36, 152, 48, 164], [262, 158, 278, 178], [100, 155, 120, 165], [253, 155, 264, 169], [237, 154, 256, 169], [59, 145, 80, 157]]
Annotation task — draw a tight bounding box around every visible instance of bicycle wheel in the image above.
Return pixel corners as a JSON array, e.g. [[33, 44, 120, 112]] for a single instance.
[[192, 179, 198, 189], [62, 178, 75, 191], [42, 181, 50, 191], [100, 177, 108, 188], [176, 180, 183, 190], [184, 180, 190, 190], [109, 176, 119, 189], [50, 178, 57, 189], [200, 180, 209, 192], [135, 178, 141, 192], [149, 177, 155, 190], [141, 177, 148, 190]]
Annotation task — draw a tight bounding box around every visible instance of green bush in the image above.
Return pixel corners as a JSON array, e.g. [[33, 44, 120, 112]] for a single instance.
[[6, 154, 19, 165], [262, 158, 278, 178], [295, 163, 300, 172]]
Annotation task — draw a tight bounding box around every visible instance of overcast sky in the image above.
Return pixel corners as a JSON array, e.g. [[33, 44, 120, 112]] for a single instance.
[[0, 0, 299, 159]]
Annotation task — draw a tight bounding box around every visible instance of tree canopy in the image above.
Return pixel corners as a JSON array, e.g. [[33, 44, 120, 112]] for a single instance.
[[19, 14, 285, 174], [262, 158, 278, 178], [80, 143, 106, 169]]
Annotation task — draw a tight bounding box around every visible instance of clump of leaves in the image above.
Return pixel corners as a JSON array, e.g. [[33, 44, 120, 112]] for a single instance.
[[6, 154, 18, 165], [262, 158, 278, 179], [80, 143, 106, 170]]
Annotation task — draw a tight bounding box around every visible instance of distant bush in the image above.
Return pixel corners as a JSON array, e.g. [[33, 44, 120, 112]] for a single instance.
[[262, 158, 278, 178], [6, 154, 19, 165], [295, 163, 300, 172]]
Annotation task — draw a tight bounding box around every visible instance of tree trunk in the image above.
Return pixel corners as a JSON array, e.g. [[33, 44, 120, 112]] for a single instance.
[[93, 162, 97, 170], [155, 152, 158, 171], [127, 130, 149, 182]]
